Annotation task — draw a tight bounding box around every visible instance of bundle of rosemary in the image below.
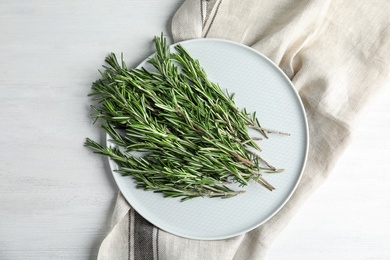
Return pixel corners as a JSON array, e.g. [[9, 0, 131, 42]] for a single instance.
[[85, 34, 286, 201]]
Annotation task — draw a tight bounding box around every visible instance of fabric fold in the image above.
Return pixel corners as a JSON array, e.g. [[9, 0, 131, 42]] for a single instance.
[[98, 0, 390, 259]]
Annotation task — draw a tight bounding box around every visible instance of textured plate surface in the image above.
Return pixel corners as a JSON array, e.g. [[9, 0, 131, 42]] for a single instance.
[[107, 38, 309, 240]]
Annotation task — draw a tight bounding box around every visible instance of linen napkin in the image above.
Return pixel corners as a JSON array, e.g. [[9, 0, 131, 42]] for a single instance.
[[97, 0, 390, 259]]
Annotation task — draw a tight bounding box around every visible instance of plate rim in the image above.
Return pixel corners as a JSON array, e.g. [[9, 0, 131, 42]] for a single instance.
[[106, 37, 309, 240]]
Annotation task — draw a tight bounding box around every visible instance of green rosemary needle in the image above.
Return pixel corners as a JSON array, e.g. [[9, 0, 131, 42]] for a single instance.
[[85, 34, 286, 201]]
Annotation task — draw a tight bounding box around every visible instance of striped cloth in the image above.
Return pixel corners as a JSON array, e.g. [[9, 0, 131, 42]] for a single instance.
[[98, 0, 390, 259]]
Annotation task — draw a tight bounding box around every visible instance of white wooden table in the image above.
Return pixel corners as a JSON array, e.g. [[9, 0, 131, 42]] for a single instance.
[[1, 1, 389, 259]]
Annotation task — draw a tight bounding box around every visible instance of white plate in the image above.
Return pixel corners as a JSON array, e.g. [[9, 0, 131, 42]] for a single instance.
[[107, 38, 309, 240]]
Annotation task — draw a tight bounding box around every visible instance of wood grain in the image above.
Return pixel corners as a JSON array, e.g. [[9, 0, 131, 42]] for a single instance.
[[0, 1, 183, 258], [1, 1, 389, 259]]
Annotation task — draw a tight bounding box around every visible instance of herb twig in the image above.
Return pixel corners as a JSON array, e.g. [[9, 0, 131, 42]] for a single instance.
[[85, 34, 287, 201]]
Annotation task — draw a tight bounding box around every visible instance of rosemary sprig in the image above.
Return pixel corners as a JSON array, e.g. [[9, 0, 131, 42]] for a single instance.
[[85, 34, 287, 201]]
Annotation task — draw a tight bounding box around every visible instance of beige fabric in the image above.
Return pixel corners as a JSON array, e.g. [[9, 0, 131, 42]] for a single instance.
[[98, 194, 130, 260], [98, 0, 390, 259]]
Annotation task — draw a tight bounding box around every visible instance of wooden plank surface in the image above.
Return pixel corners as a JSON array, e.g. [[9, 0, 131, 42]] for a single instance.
[[0, 1, 389, 259]]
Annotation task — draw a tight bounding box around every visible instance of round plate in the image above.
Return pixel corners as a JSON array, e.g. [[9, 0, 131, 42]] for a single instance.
[[107, 38, 309, 240]]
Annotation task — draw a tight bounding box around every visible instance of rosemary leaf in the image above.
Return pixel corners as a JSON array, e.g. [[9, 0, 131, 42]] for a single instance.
[[85, 34, 287, 201]]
